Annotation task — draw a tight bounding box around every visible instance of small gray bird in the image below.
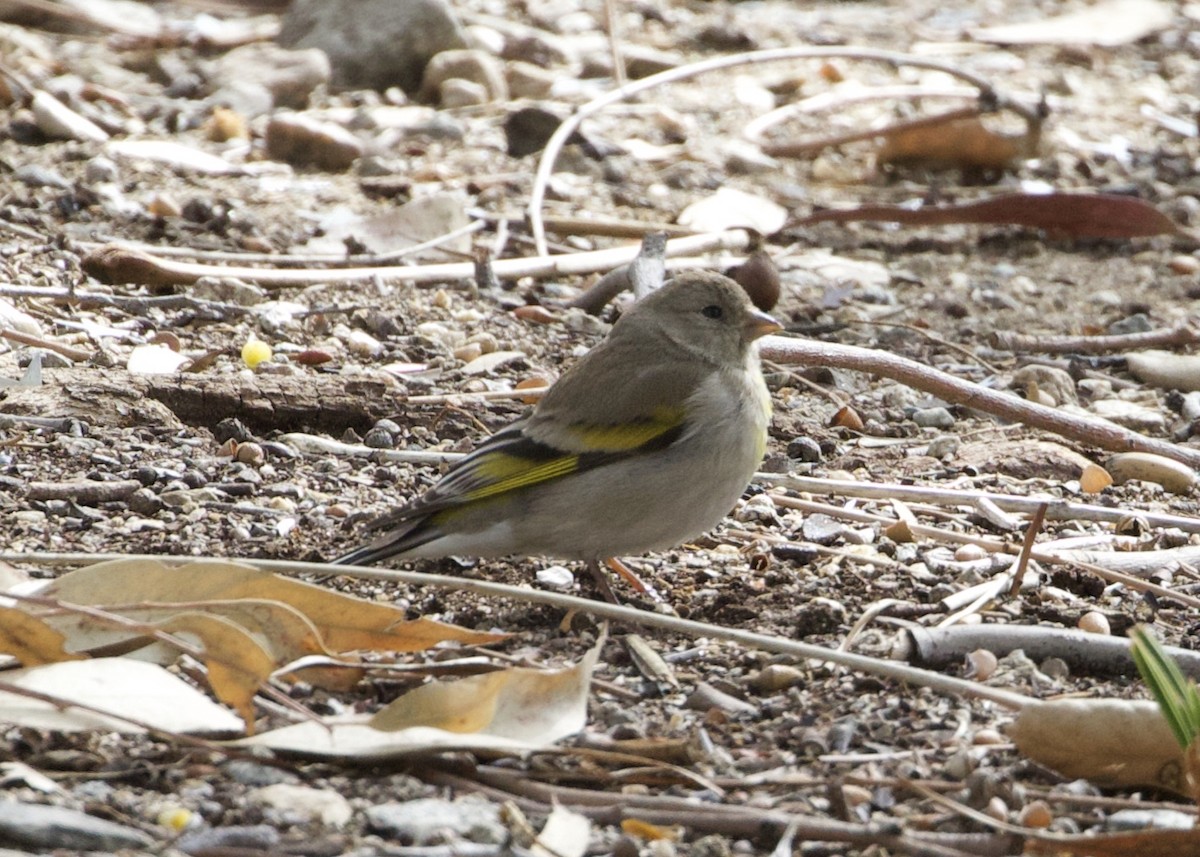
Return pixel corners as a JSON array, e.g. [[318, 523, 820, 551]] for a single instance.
[[335, 270, 781, 592]]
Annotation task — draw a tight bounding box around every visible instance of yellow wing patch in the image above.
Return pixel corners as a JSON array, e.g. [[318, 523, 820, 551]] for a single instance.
[[461, 452, 581, 502], [564, 407, 685, 452]]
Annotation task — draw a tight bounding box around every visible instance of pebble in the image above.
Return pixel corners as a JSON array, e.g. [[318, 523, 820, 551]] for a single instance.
[[249, 784, 352, 827], [30, 90, 108, 142], [1089, 399, 1166, 433], [461, 350, 524, 375], [747, 664, 804, 692], [1105, 808, 1196, 831], [265, 113, 364, 172], [536, 565, 575, 589], [84, 155, 119, 183], [926, 435, 959, 458], [683, 681, 756, 715], [911, 406, 955, 429], [786, 436, 822, 462], [346, 329, 384, 358], [278, 0, 468, 93], [221, 759, 297, 787], [365, 797, 505, 844], [0, 802, 152, 851], [176, 824, 280, 853]]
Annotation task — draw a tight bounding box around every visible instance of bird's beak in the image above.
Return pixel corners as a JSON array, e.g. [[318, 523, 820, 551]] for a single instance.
[[744, 308, 783, 340]]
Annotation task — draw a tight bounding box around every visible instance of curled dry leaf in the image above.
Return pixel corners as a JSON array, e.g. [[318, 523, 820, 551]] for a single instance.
[[0, 607, 87, 667], [1010, 698, 1185, 793], [1106, 452, 1197, 495]]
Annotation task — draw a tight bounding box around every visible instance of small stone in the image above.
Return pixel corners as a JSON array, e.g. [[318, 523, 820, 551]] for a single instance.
[[747, 664, 804, 692], [1077, 611, 1110, 635], [420, 49, 508, 103], [84, 156, 119, 183], [507, 60, 556, 98], [683, 681, 756, 715], [127, 487, 165, 516], [786, 436, 822, 462], [346, 329, 384, 358], [439, 78, 489, 108], [265, 113, 363, 171], [30, 90, 108, 142], [1168, 254, 1200, 275], [911, 406, 955, 429], [926, 435, 959, 458], [365, 797, 505, 845], [363, 426, 395, 448], [1019, 800, 1053, 829], [250, 784, 352, 827], [536, 565, 574, 589], [0, 802, 152, 851], [235, 442, 265, 466]]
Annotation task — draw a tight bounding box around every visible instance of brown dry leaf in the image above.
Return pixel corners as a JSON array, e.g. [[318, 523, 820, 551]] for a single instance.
[[370, 638, 602, 741], [39, 559, 504, 655], [157, 612, 277, 730], [0, 606, 87, 666], [830, 405, 864, 431], [877, 116, 1037, 170], [798, 193, 1191, 241], [1010, 698, 1185, 794], [1025, 828, 1200, 856]]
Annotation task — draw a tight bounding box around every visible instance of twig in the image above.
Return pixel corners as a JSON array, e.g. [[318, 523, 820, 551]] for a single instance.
[[744, 84, 980, 143], [7, 553, 1035, 711], [0, 285, 250, 318], [990, 322, 1200, 354], [759, 334, 1200, 470], [83, 231, 751, 290], [602, 0, 626, 86], [1008, 502, 1047, 597], [527, 46, 1033, 254], [755, 473, 1200, 535], [0, 329, 93, 362]]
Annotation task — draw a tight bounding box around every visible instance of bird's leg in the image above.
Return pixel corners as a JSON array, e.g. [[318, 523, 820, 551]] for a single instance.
[[586, 559, 621, 604], [604, 557, 664, 603]]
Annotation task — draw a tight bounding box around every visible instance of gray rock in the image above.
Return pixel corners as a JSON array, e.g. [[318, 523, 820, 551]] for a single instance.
[[278, 0, 468, 94], [438, 77, 490, 108], [0, 802, 153, 851], [211, 43, 331, 113], [912, 406, 956, 429], [419, 49, 508, 103], [365, 797, 505, 844]]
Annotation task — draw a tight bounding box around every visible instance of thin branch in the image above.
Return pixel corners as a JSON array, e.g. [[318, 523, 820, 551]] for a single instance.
[[990, 322, 1200, 354], [759, 334, 1200, 470], [5, 553, 1034, 712], [82, 231, 750, 290]]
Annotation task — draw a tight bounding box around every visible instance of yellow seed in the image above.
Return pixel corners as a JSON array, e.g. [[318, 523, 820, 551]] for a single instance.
[[242, 339, 272, 369]]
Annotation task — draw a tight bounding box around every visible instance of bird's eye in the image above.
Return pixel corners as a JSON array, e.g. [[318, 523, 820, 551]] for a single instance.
[[701, 304, 724, 319]]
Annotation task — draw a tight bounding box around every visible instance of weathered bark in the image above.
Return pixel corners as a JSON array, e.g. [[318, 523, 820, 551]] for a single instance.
[[0, 369, 400, 434]]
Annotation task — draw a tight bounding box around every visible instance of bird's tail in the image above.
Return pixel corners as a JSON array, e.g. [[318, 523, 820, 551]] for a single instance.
[[331, 517, 435, 567]]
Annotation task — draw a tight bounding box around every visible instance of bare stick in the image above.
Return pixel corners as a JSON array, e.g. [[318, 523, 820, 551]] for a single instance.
[[759, 335, 1200, 470], [756, 473, 1200, 534], [8, 552, 1034, 711], [83, 230, 750, 290], [990, 323, 1200, 354]]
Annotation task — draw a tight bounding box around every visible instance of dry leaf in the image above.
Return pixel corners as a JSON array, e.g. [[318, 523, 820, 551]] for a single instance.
[[1010, 698, 1185, 793], [877, 116, 1037, 170], [370, 638, 601, 741], [0, 659, 242, 734], [799, 193, 1190, 241], [0, 607, 86, 666]]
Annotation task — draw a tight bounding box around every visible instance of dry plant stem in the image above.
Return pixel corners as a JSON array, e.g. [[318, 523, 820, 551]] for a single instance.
[[527, 46, 1015, 255], [602, 0, 626, 86], [13, 552, 1034, 712], [759, 335, 1200, 470], [773, 495, 1200, 609], [762, 104, 983, 158], [538, 213, 693, 239], [0, 328, 92, 362], [757, 473, 1200, 535], [1009, 502, 1047, 597], [902, 624, 1200, 679], [743, 84, 979, 142], [91, 230, 750, 289], [990, 322, 1200, 354], [79, 220, 487, 266]]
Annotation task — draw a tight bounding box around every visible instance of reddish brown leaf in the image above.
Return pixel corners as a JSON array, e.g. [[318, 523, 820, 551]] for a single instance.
[[799, 193, 1191, 241]]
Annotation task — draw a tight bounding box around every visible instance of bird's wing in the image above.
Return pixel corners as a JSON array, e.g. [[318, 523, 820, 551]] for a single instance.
[[363, 351, 708, 532]]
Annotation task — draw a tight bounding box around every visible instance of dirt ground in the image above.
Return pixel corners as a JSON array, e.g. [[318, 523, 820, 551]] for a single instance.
[[2, 0, 1200, 854]]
